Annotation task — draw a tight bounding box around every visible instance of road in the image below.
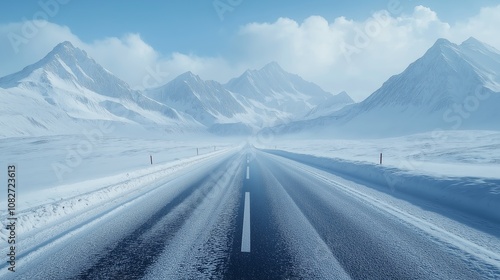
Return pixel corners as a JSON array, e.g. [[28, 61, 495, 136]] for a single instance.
[[5, 147, 500, 279]]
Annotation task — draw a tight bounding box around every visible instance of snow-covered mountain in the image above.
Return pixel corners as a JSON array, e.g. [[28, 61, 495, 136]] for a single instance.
[[276, 37, 500, 137], [0, 42, 199, 137], [303, 91, 354, 120], [1, 41, 354, 138], [144, 71, 248, 126], [145, 62, 353, 133], [1, 41, 134, 99], [226, 62, 353, 120]]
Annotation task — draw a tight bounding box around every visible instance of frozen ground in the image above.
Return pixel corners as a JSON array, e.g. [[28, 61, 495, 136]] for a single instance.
[[0, 133, 239, 210], [259, 130, 500, 179], [254, 130, 500, 223], [0, 133, 241, 270]]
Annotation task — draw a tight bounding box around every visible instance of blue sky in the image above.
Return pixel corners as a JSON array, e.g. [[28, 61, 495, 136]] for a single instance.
[[2, 0, 498, 56], [1, 0, 500, 100]]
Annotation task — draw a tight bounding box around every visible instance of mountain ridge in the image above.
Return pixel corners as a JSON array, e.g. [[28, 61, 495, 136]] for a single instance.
[[145, 60, 354, 130], [0, 42, 353, 137], [272, 37, 500, 137], [0, 41, 202, 138]]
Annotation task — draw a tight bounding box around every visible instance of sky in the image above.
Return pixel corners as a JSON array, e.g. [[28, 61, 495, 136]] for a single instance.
[[1, 0, 500, 101]]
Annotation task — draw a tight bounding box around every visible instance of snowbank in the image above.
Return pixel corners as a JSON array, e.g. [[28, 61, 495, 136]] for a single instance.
[[264, 149, 500, 223], [0, 146, 239, 239]]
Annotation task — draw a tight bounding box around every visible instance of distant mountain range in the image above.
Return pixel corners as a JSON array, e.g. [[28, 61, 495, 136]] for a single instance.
[[274, 37, 500, 137], [1, 37, 499, 139], [144, 61, 353, 133], [0, 42, 352, 138]]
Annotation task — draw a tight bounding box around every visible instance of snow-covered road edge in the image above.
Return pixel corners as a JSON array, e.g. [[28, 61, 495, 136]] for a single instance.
[[0, 145, 241, 240], [263, 149, 500, 223]]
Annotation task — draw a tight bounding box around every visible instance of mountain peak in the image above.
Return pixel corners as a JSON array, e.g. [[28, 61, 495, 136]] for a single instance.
[[0, 41, 135, 98], [29, 41, 96, 76], [261, 61, 284, 72], [53, 41, 76, 51], [435, 38, 452, 44], [45, 41, 85, 60], [359, 36, 499, 120], [424, 38, 461, 62], [336, 91, 350, 99], [459, 37, 498, 54], [431, 38, 454, 49], [175, 71, 202, 83], [462, 37, 482, 46]]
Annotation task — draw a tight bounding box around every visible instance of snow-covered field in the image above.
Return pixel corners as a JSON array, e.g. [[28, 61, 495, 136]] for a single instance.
[[0, 133, 241, 265], [0, 133, 239, 209], [254, 130, 500, 223], [0, 141, 242, 278], [260, 130, 500, 179]]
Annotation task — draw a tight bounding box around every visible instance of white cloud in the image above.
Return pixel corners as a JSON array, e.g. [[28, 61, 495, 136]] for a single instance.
[[235, 5, 455, 101], [86, 34, 159, 88], [449, 5, 500, 48], [0, 21, 240, 90], [0, 21, 81, 75], [158, 53, 236, 83], [0, 5, 499, 101]]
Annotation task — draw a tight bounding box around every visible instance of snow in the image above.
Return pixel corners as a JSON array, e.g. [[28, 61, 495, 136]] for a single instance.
[[225, 62, 354, 123], [0, 137, 240, 247], [2, 40, 354, 138], [0, 135, 239, 208], [0, 42, 201, 138], [275, 37, 500, 136], [260, 151, 500, 276], [0, 142, 241, 279], [255, 130, 500, 222], [260, 130, 500, 179], [56, 57, 77, 80], [144, 61, 354, 131], [145, 72, 248, 127], [143, 153, 244, 279]]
